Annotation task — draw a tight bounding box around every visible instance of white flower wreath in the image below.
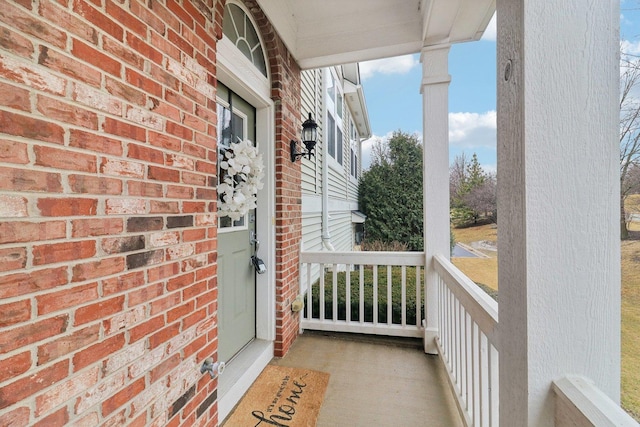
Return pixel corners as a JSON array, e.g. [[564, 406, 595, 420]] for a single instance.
[[217, 139, 265, 221]]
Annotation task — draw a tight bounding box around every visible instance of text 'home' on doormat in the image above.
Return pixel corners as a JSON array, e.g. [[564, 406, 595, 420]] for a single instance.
[[223, 365, 330, 427]]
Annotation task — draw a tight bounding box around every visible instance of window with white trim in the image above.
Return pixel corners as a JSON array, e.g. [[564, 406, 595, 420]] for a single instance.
[[326, 69, 344, 166], [349, 120, 359, 179]]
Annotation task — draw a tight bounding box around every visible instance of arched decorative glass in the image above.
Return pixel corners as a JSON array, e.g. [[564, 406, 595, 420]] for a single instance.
[[223, 3, 267, 77]]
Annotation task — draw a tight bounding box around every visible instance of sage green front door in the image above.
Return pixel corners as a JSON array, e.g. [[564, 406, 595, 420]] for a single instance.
[[217, 83, 257, 362]]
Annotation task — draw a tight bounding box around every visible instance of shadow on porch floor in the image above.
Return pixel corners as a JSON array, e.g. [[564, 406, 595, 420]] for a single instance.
[[270, 331, 463, 427]]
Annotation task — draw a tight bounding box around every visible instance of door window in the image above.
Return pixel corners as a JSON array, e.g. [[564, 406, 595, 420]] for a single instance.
[[217, 101, 249, 230]]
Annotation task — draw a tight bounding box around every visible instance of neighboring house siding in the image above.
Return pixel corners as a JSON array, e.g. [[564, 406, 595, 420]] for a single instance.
[[301, 66, 364, 255]]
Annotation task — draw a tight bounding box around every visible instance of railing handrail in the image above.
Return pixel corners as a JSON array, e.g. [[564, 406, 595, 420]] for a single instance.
[[553, 376, 639, 426], [300, 250, 426, 266], [434, 254, 499, 351]]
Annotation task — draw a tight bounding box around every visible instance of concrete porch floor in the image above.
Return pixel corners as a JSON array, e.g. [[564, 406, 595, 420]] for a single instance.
[[270, 331, 464, 427]]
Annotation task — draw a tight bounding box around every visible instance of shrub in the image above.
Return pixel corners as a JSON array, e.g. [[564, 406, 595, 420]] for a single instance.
[[307, 266, 424, 326]]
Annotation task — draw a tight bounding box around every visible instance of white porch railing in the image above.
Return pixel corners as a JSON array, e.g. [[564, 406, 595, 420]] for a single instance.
[[299, 251, 425, 338], [434, 254, 499, 427], [299, 251, 636, 427]]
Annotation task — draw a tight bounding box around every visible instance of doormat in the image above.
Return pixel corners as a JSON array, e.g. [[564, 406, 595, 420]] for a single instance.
[[223, 365, 330, 426]]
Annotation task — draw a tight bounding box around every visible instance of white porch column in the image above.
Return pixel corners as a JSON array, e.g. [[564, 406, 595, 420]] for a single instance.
[[497, 0, 620, 425], [421, 44, 451, 355]]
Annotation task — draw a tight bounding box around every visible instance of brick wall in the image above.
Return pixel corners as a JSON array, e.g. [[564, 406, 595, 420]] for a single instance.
[[0, 0, 302, 425]]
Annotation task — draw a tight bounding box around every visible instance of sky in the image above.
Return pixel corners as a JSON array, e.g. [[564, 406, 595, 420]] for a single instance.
[[358, 3, 640, 172]]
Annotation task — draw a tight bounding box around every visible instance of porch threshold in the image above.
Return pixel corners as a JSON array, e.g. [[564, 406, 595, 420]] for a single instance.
[[219, 339, 273, 422], [271, 331, 463, 426]]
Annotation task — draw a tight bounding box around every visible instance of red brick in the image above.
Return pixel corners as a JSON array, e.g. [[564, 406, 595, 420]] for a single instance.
[[0, 220, 66, 245], [35, 144, 98, 172], [69, 174, 123, 195], [33, 407, 69, 427], [72, 333, 125, 372], [148, 322, 180, 349], [104, 117, 147, 142], [0, 266, 67, 300], [0, 81, 30, 110], [165, 89, 194, 113], [129, 316, 164, 344], [38, 95, 99, 129], [0, 315, 68, 355], [0, 138, 29, 164], [37, 324, 100, 365], [37, 45, 101, 87], [0, 406, 30, 427], [149, 291, 181, 315], [0, 110, 64, 144], [105, 76, 147, 106], [0, 360, 69, 410], [126, 67, 163, 97], [72, 218, 123, 237], [166, 185, 194, 199], [0, 0, 67, 48], [150, 353, 180, 384], [148, 99, 181, 124], [128, 142, 165, 164], [166, 0, 193, 29], [73, 83, 123, 115], [106, 0, 146, 37], [37, 283, 98, 315], [75, 295, 124, 325], [167, 272, 195, 292], [70, 129, 124, 156], [0, 351, 31, 384], [33, 240, 96, 266], [0, 21, 34, 58], [102, 377, 144, 416], [102, 271, 145, 296], [127, 180, 163, 197], [0, 298, 30, 327], [149, 200, 179, 213], [149, 130, 181, 151], [0, 247, 27, 272], [39, 0, 98, 45], [72, 0, 123, 41], [182, 306, 207, 330], [35, 366, 100, 416], [72, 38, 121, 77], [0, 166, 62, 193], [167, 300, 194, 323], [167, 28, 193, 56], [148, 165, 180, 182], [37, 197, 97, 216], [150, 31, 180, 61], [72, 257, 125, 282], [126, 32, 162, 65], [128, 283, 164, 308], [150, 63, 180, 91], [0, 52, 66, 95], [147, 262, 180, 284], [103, 37, 144, 70], [183, 113, 206, 132]]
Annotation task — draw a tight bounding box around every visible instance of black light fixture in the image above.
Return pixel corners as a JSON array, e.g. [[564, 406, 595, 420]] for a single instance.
[[290, 112, 318, 162]]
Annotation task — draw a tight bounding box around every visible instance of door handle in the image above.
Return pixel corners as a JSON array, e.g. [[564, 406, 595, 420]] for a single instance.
[[249, 231, 259, 251]]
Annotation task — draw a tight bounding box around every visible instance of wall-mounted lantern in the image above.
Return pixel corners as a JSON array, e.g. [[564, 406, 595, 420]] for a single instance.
[[290, 112, 318, 162]]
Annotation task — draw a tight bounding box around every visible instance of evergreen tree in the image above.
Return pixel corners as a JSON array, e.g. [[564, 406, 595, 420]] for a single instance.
[[358, 131, 423, 251]]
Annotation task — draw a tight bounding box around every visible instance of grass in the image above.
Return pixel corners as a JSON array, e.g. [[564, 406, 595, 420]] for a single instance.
[[452, 217, 640, 421]]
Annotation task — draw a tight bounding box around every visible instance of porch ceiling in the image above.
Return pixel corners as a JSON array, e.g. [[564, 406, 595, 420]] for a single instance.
[[256, 0, 496, 69]]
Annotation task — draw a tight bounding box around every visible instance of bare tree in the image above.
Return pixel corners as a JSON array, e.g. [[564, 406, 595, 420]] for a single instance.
[[463, 173, 497, 223], [620, 46, 640, 238]]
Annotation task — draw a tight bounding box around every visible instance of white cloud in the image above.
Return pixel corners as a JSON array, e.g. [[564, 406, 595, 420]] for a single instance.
[[481, 13, 497, 42], [449, 111, 497, 149], [360, 55, 419, 80], [622, 39, 640, 57]]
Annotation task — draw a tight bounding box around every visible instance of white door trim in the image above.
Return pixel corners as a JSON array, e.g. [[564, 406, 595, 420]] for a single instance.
[[216, 32, 276, 422]]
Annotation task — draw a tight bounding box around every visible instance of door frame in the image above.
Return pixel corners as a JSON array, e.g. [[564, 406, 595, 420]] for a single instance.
[[216, 32, 276, 420]]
